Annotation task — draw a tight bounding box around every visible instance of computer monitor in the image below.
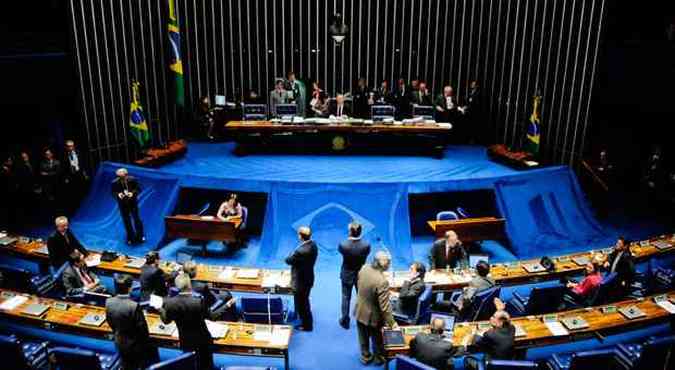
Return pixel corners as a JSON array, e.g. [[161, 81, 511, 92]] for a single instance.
[[469, 254, 489, 269], [215, 95, 226, 106], [430, 313, 455, 334], [275, 103, 298, 117]]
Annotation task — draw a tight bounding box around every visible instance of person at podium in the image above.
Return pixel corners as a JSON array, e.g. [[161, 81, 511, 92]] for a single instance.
[[217, 193, 243, 221], [328, 94, 352, 119]]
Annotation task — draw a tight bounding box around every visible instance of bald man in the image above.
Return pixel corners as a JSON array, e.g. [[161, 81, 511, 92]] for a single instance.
[[430, 230, 469, 270], [111, 168, 144, 245], [465, 298, 515, 370], [285, 226, 318, 331], [410, 317, 461, 369]]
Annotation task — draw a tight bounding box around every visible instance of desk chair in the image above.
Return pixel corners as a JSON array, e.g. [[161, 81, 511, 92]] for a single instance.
[[393, 284, 434, 325], [463, 286, 501, 322], [547, 348, 628, 370], [507, 285, 565, 316], [242, 104, 267, 121], [240, 297, 288, 324], [49, 347, 120, 370], [146, 352, 197, 370], [394, 355, 437, 370], [617, 335, 675, 370], [0, 334, 49, 370], [436, 211, 459, 221]]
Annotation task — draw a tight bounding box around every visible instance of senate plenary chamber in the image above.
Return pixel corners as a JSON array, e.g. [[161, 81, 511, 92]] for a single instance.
[[1, 1, 674, 369]]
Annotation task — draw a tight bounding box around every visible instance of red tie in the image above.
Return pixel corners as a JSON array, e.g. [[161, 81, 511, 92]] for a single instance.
[[79, 266, 94, 285]]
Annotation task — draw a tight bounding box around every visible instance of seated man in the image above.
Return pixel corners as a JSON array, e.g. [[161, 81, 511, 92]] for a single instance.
[[564, 261, 603, 306], [393, 262, 427, 317], [183, 260, 237, 321], [62, 251, 107, 296], [436, 260, 495, 315], [140, 251, 177, 301], [47, 216, 89, 270], [410, 317, 461, 369], [465, 298, 515, 370], [430, 231, 469, 270]]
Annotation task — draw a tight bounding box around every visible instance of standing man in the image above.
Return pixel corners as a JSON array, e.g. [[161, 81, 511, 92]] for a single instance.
[[394, 78, 412, 119], [338, 221, 371, 329], [63, 140, 88, 189], [355, 251, 398, 365], [269, 78, 291, 117], [160, 273, 213, 369], [285, 226, 318, 331], [434, 85, 459, 123], [353, 78, 370, 118], [111, 168, 145, 245], [286, 71, 306, 117], [106, 274, 159, 370], [430, 230, 469, 270], [47, 216, 89, 270], [139, 251, 174, 301], [328, 94, 352, 119], [603, 236, 635, 291]]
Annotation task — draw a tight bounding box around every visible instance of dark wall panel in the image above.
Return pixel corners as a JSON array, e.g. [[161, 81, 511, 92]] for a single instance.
[[70, 0, 607, 165]]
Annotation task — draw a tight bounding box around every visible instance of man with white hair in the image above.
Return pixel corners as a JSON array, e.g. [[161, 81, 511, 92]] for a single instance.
[[47, 216, 89, 269], [430, 230, 469, 270], [160, 273, 213, 369], [355, 250, 398, 365], [465, 298, 515, 370], [111, 167, 145, 244]]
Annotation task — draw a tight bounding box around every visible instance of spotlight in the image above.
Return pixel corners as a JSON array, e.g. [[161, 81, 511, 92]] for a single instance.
[[329, 13, 349, 44]]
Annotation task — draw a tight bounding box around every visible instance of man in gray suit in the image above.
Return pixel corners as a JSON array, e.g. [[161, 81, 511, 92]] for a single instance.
[[62, 251, 107, 296], [269, 79, 291, 117], [436, 260, 495, 316], [355, 250, 399, 365], [106, 274, 159, 370]]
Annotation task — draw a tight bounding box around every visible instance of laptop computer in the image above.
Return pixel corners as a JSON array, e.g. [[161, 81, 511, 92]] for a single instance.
[[469, 254, 489, 269], [430, 313, 456, 335], [79, 312, 106, 327], [654, 241, 673, 250], [21, 303, 50, 317], [383, 329, 406, 348]]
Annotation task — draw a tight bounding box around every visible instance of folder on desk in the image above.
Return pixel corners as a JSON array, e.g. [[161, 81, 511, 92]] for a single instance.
[[21, 303, 50, 317], [79, 312, 106, 327]]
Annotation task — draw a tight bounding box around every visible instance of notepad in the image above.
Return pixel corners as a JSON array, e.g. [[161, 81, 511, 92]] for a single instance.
[[514, 324, 527, 338], [124, 257, 145, 269], [205, 320, 229, 338], [236, 269, 260, 279], [85, 254, 101, 267], [270, 327, 291, 346], [254, 325, 273, 341], [0, 295, 28, 311], [544, 321, 569, 336]]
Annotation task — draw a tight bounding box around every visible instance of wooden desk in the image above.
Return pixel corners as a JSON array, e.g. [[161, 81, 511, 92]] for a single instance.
[[0, 289, 293, 370], [385, 291, 675, 366], [0, 238, 292, 294], [165, 214, 242, 242], [388, 234, 675, 292], [427, 217, 506, 242], [133, 140, 188, 167], [225, 120, 453, 134]]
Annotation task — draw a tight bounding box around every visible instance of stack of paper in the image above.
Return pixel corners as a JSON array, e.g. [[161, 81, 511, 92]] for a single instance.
[[254, 325, 273, 341], [270, 327, 291, 346], [0, 295, 28, 311], [545, 321, 569, 336], [86, 254, 102, 267], [149, 294, 164, 310], [656, 300, 675, 314], [205, 320, 229, 338], [262, 271, 289, 288]]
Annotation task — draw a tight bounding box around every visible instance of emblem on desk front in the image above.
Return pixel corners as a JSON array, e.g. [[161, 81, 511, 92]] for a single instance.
[[332, 135, 346, 151]]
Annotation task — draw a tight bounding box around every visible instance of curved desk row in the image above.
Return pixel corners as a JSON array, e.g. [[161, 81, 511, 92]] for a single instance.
[[388, 234, 675, 292], [0, 289, 293, 370], [385, 291, 675, 366]]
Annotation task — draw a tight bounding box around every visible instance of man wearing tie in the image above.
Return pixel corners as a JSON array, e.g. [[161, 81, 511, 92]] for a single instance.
[[338, 221, 371, 329], [111, 168, 145, 245], [285, 226, 318, 331], [269, 79, 291, 117], [47, 216, 89, 270], [430, 230, 469, 270], [63, 140, 89, 211], [329, 94, 352, 119], [434, 85, 459, 123], [285, 71, 306, 117], [412, 81, 433, 106], [106, 274, 159, 370]]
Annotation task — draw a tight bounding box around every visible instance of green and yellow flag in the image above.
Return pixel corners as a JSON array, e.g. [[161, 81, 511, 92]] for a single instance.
[[129, 81, 150, 148], [168, 0, 185, 108], [524, 94, 541, 155]]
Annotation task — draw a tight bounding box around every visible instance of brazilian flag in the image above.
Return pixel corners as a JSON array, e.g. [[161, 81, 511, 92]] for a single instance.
[[168, 0, 184, 108], [129, 81, 150, 148], [524, 94, 542, 155]]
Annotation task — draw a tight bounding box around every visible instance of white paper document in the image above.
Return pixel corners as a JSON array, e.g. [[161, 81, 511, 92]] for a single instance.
[[236, 269, 260, 279], [205, 320, 229, 338], [217, 267, 235, 281], [656, 300, 675, 314], [86, 254, 101, 267], [545, 321, 569, 336], [149, 294, 164, 309], [0, 295, 28, 311], [270, 327, 291, 346]]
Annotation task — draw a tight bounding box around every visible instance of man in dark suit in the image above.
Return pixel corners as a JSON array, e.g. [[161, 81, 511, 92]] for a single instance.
[[353, 78, 370, 118], [338, 221, 371, 329], [355, 251, 398, 365], [412, 81, 433, 106], [604, 236, 635, 292], [430, 231, 469, 270], [434, 86, 460, 123], [285, 226, 318, 331], [106, 274, 159, 370], [47, 216, 89, 269], [394, 78, 412, 119], [410, 317, 460, 369], [111, 168, 145, 245], [394, 262, 427, 317], [160, 273, 213, 370], [465, 298, 515, 369], [183, 260, 237, 321], [62, 140, 89, 211], [62, 251, 107, 296], [139, 251, 175, 301], [328, 94, 353, 118]]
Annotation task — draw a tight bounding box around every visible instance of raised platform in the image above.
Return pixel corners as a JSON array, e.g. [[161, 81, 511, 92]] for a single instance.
[[66, 142, 612, 267]]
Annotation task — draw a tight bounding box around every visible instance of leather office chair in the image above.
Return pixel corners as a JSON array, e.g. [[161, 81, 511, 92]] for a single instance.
[[464, 286, 501, 322], [507, 285, 565, 316], [456, 207, 470, 219], [49, 347, 121, 370], [436, 211, 459, 221], [146, 352, 197, 370], [240, 297, 288, 324], [394, 355, 437, 370], [0, 334, 49, 370], [393, 284, 434, 325], [617, 335, 675, 370], [547, 348, 626, 370]]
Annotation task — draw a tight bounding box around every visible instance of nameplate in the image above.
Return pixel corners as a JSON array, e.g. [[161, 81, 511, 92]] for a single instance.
[[601, 305, 617, 314]]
